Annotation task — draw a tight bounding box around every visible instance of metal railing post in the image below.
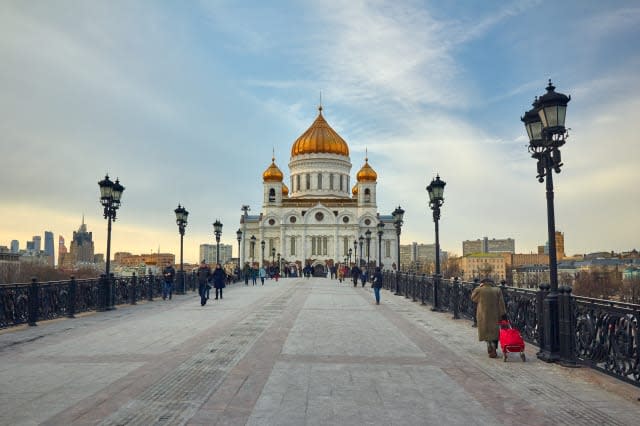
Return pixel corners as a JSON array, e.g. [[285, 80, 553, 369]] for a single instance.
[[452, 277, 460, 319], [148, 271, 154, 301], [559, 285, 579, 367], [67, 276, 76, 318], [28, 277, 39, 326], [131, 273, 137, 305]]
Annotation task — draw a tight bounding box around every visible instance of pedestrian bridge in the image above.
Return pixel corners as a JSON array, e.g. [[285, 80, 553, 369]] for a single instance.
[[0, 277, 637, 425]]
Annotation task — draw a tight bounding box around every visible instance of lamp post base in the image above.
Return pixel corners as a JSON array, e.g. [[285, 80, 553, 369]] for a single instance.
[[537, 292, 560, 363]]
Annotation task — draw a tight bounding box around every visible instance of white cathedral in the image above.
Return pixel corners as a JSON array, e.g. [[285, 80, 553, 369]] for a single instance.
[[239, 106, 399, 275]]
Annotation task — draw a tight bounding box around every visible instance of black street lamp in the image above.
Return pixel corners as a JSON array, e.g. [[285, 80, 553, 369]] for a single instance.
[[365, 229, 371, 269], [348, 248, 352, 265], [521, 79, 570, 363], [174, 204, 189, 294], [427, 175, 446, 311], [250, 235, 256, 265], [358, 235, 364, 267], [392, 206, 405, 294], [277, 252, 281, 273], [213, 219, 223, 264], [271, 247, 276, 267], [98, 174, 124, 311], [353, 240, 358, 266], [236, 228, 243, 279], [377, 222, 384, 268], [261, 240, 265, 267]]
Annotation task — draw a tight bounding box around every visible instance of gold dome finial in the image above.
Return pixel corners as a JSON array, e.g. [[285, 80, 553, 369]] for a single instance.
[[263, 156, 284, 182], [357, 153, 377, 182], [291, 105, 349, 157]]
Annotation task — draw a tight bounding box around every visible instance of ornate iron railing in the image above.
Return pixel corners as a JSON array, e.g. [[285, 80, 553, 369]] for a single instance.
[[382, 271, 639, 387], [0, 272, 199, 329]]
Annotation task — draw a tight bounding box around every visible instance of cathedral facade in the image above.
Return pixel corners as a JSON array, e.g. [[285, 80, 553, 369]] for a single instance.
[[239, 106, 399, 275]]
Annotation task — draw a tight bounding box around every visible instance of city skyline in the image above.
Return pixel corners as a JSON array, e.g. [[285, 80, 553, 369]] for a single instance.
[[1, 2, 639, 264]]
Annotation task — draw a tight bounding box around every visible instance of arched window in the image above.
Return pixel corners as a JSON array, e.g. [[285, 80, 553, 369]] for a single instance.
[[364, 188, 371, 202], [296, 175, 300, 192], [306, 174, 310, 190], [317, 173, 323, 189], [290, 237, 296, 256], [339, 175, 343, 191], [269, 188, 276, 202], [330, 174, 334, 190]]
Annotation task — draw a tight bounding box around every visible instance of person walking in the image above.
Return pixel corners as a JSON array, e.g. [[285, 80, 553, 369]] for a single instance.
[[471, 278, 506, 358], [361, 268, 368, 287], [259, 266, 266, 285], [338, 265, 344, 283], [251, 266, 258, 286], [372, 267, 383, 304], [162, 261, 176, 300], [351, 264, 361, 287], [243, 263, 250, 285], [197, 260, 211, 306], [212, 263, 226, 300]]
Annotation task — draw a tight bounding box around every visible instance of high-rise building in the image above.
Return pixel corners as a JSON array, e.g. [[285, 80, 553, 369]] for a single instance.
[[200, 244, 233, 265], [540, 231, 565, 259], [44, 231, 54, 266], [462, 237, 515, 256], [58, 235, 68, 269], [26, 241, 35, 252], [10, 240, 19, 253], [32, 236, 42, 252], [62, 218, 95, 269]]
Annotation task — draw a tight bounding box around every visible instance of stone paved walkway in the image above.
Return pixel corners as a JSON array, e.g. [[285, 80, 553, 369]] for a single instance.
[[0, 277, 638, 425]]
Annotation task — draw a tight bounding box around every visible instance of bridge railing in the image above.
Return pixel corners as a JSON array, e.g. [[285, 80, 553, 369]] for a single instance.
[[382, 271, 639, 387], [0, 272, 199, 328]]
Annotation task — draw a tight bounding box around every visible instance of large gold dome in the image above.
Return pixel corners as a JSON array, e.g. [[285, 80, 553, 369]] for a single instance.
[[282, 183, 289, 196], [352, 184, 358, 196], [356, 158, 377, 182], [291, 107, 350, 157], [262, 158, 284, 182]]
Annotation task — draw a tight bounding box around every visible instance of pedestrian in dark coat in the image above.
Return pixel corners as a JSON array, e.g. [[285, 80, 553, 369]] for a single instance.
[[212, 263, 226, 300], [372, 267, 383, 304], [351, 265, 361, 287], [471, 278, 506, 358], [197, 260, 211, 306]]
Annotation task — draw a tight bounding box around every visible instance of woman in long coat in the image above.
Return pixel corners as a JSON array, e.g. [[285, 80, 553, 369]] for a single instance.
[[471, 279, 506, 358], [212, 263, 226, 300]]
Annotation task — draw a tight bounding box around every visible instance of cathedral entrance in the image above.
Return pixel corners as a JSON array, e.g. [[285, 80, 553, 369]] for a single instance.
[[313, 264, 326, 277]]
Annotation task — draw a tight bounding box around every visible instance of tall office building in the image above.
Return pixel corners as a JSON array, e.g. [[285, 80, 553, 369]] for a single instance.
[[200, 244, 233, 265], [58, 236, 68, 269], [32, 236, 42, 252], [69, 218, 95, 265], [10, 240, 19, 253], [462, 237, 515, 256], [44, 231, 54, 266]]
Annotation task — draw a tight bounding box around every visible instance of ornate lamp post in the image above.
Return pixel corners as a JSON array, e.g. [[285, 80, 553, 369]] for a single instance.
[[353, 240, 358, 266], [427, 175, 446, 310], [271, 247, 276, 268], [236, 228, 243, 280], [377, 222, 384, 268], [358, 235, 364, 267], [261, 240, 265, 267], [250, 235, 256, 266], [392, 206, 405, 294], [174, 204, 189, 294], [213, 219, 223, 264], [365, 229, 372, 269], [277, 252, 281, 274], [98, 174, 124, 311], [521, 80, 570, 363], [348, 248, 352, 265]]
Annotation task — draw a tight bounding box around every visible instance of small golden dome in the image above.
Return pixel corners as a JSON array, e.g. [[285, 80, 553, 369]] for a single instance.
[[352, 184, 358, 196], [263, 158, 283, 182], [356, 158, 377, 182], [282, 183, 289, 196], [291, 106, 350, 157]]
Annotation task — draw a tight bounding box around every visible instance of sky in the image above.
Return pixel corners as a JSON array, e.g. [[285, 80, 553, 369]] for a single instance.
[[1, 0, 639, 264]]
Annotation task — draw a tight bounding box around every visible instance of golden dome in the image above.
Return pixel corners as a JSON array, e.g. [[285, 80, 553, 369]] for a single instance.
[[352, 184, 358, 196], [263, 157, 283, 182], [356, 158, 377, 182], [282, 183, 289, 196], [291, 107, 350, 157]]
